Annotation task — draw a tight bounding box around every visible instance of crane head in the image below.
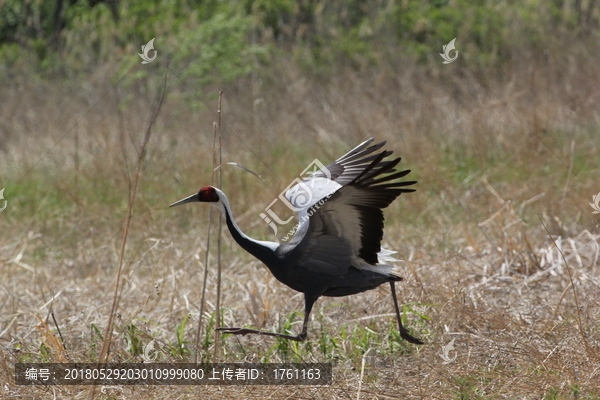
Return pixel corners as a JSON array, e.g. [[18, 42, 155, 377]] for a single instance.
[[169, 186, 220, 207]]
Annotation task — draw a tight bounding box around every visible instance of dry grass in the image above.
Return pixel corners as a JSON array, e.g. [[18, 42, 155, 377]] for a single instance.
[[1, 52, 599, 399]]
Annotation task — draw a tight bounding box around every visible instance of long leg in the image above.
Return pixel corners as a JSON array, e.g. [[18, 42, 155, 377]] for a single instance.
[[390, 281, 424, 344], [217, 295, 318, 342]]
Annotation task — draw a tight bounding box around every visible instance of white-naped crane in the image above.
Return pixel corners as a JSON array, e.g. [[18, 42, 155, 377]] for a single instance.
[[170, 138, 423, 344]]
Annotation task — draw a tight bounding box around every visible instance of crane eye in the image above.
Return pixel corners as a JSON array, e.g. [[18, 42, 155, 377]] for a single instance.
[[199, 186, 219, 202]]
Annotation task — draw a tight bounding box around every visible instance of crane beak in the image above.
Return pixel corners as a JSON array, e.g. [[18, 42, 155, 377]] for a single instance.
[[169, 193, 199, 208]]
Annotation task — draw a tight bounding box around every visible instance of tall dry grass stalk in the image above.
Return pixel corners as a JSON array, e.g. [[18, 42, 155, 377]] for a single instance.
[[193, 91, 224, 361], [193, 169, 212, 362], [214, 91, 224, 357], [88, 72, 167, 399]]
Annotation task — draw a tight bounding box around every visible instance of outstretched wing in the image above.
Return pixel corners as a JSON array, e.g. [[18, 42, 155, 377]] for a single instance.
[[284, 138, 396, 212], [284, 138, 416, 275]]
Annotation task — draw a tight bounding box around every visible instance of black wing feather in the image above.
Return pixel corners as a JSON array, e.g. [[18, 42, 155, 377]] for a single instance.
[[294, 138, 416, 270], [332, 140, 416, 264]]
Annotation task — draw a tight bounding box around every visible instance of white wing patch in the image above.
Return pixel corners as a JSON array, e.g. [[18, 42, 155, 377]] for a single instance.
[[284, 176, 341, 214], [351, 248, 402, 277], [377, 248, 400, 263]]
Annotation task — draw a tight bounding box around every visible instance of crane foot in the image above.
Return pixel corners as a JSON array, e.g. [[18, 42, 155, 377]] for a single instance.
[[216, 327, 307, 341], [400, 330, 424, 345]]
